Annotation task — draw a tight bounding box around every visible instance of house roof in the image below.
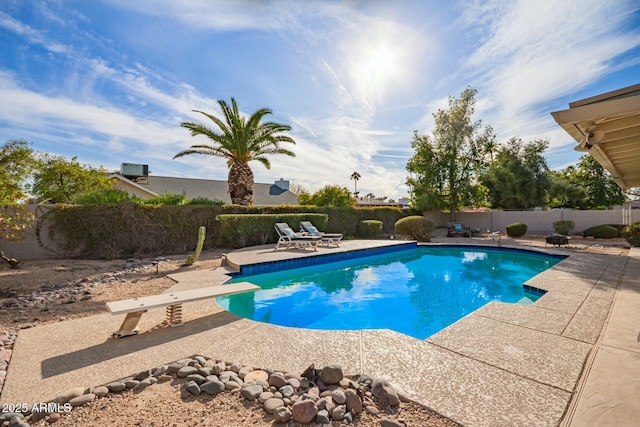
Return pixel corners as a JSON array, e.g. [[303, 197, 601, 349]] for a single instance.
[[551, 83, 640, 191], [355, 198, 404, 208], [111, 175, 298, 205]]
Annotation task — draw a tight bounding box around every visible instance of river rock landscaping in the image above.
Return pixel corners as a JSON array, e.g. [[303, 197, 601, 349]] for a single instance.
[[4, 356, 459, 427]]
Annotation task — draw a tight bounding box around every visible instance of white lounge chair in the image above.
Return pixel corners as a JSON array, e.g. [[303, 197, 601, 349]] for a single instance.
[[300, 221, 343, 247], [274, 223, 322, 250]]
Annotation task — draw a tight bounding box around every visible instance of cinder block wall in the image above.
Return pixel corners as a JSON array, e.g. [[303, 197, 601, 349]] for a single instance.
[[437, 208, 639, 235], [3, 205, 640, 260]]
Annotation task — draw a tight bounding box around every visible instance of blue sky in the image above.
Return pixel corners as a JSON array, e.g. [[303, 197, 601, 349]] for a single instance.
[[1, 0, 639, 200]]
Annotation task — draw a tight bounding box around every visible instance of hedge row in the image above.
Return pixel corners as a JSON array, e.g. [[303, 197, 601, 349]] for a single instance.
[[37, 203, 409, 259], [217, 214, 328, 248]]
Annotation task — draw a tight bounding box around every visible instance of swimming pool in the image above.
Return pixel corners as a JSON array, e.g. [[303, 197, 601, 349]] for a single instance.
[[217, 246, 562, 339]]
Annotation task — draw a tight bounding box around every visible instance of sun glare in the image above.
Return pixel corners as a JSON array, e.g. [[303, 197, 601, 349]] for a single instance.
[[360, 43, 398, 83], [347, 36, 407, 107]]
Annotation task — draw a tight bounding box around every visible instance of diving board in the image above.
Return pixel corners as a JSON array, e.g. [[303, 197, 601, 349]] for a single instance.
[[106, 282, 259, 338]]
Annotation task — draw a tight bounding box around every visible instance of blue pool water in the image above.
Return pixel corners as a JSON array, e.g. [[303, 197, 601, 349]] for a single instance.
[[217, 246, 562, 339]]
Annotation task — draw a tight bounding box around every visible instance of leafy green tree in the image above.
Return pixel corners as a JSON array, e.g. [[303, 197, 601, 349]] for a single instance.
[[0, 139, 38, 268], [546, 168, 585, 208], [480, 138, 550, 209], [0, 139, 37, 204], [174, 98, 296, 206], [298, 185, 354, 207], [571, 155, 626, 208], [547, 156, 626, 209], [350, 171, 361, 196], [32, 154, 112, 203], [406, 87, 494, 217]]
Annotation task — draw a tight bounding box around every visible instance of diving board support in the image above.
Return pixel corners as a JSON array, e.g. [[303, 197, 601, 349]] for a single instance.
[[106, 282, 260, 338]]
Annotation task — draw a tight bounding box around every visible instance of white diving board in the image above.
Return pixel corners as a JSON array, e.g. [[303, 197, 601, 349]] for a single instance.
[[106, 282, 259, 338]]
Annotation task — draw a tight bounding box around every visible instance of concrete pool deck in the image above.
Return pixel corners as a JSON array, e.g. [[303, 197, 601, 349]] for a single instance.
[[1, 239, 638, 426]]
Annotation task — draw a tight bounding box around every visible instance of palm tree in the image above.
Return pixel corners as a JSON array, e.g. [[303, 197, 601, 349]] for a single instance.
[[174, 98, 296, 205], [350, 171, 361, 196]]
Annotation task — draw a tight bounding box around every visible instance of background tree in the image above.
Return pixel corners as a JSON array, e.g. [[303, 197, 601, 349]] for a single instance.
[[406, 87, 494, 218], [480, 138, 550, 209], [32, 154, 112, 203], [298, 185, 354, 207], [175, 98, 296, 206], [546, 169, 585, 208], [570, 155, 626, 208], [350, 171, 361, 196], [288, 181, 307, 195], [0, 139, 37, 268], [0, 139, 36, 203]]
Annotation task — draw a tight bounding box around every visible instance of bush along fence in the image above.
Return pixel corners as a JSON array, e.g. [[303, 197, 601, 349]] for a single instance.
[[26, 203, 409, 259]]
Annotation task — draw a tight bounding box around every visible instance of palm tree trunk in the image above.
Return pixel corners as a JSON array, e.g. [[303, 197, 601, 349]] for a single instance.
[[228, 161, 254, 205]]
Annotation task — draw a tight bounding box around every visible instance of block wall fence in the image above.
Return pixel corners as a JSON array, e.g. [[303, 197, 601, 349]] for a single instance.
[[2, 204, 639, 260]]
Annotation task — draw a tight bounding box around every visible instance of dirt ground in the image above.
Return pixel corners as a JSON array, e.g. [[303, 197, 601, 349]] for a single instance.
[[0, 249, 459, 427], [0, 250, 225, 331]]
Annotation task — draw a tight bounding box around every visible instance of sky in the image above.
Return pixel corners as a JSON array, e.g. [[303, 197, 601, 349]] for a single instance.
[[1, 0, 639, 200]]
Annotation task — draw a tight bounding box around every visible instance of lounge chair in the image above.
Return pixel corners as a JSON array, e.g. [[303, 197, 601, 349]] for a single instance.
[[274, 223, 322, 251], [447, 222, 471, 237], [300, 221, 343, 247]]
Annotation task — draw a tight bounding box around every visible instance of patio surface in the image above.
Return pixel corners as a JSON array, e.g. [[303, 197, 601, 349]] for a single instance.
[[1, 238, 638, 426]]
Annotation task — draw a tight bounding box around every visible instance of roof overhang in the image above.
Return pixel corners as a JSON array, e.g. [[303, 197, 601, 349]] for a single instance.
[[109, 174, 159, 198], [551, 83, 640, 192]]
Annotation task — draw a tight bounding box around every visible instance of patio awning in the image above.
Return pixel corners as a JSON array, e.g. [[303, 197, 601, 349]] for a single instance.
[[551, 83, 640, 192]]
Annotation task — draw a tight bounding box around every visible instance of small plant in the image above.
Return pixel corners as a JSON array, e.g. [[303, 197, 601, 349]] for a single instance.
[[74, 189, 132, 204], [394, 216, 434, 242], [184, 226, 206, 266], [506, 222, 527, 237], [583, 224, 618, 239], [628, 222, 640, 247], [358, 220, 383, 238], [553, 220, 575, 236], [141, 193, 188, 205], [187, 197, 225, 206]]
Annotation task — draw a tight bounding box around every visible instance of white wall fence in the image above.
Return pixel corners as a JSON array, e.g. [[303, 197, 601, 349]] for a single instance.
[[2, 204, 639, 261], [424, 206, 639, 235]]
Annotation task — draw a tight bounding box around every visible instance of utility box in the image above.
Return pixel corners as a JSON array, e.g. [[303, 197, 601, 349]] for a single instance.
[[120, 163, 149, 178]]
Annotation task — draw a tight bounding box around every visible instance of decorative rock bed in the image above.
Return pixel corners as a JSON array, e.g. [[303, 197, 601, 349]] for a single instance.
[[6, 356, 406, 427], [0, 331, 16, 397]]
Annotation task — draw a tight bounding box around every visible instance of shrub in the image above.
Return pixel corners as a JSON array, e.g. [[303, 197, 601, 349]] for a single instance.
[[505, 222, 527, 237], [187, 197, 225, 206], [394, 216, 434, 242], [606, 224, 628, 238], [39, 203, 222, 259], [358, 220, 383, 238], [74, 189, 132, 204], [217, 213, 328, 248], [553, 220, 575, 236], [628, 222, 640, 247], [141, 193, 188, 205], [583, 224, 618, 239]]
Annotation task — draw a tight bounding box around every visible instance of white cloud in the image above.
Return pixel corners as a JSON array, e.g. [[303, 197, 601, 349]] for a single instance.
[[2, 0, 639, 199], [0, 11, 69, 53], [102, 0, 304, 31], [460, 0, 640, 148]]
